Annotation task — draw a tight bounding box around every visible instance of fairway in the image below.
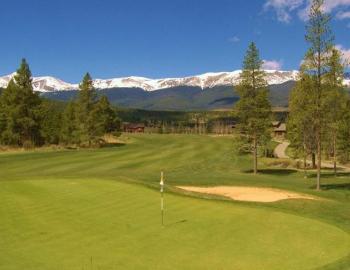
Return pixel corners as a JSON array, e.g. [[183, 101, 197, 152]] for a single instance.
[[0, 134, 350, 270], [3, 0, 350, 268]]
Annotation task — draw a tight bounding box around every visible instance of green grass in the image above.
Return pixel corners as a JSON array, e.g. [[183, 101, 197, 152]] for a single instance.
[[0, 134, 349, 269]]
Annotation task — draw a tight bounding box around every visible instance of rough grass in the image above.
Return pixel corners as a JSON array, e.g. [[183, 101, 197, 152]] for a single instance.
[[0, 134, 349, 269]]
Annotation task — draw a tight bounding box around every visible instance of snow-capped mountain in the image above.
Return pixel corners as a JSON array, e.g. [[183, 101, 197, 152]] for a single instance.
[[90, 70, 300, 91], [1, 70, 349, 92], [0, 73, 78, 92], [0, 73, 16, 90], [32, 77, 78, 92]]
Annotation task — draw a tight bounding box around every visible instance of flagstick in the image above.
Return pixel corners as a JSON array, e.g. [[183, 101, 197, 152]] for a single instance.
[[160, 171, 164, 226]]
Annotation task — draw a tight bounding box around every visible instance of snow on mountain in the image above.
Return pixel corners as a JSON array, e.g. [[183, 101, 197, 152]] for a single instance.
[[2, 69, 349, 92], [93, 76, 160, 91], [0, 73, 78, 92], [92, 70, 300, 91], [32, 77, 78, 92], [0, 73, 16, 89]]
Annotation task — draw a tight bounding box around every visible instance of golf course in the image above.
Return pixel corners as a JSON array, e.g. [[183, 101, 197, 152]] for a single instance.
[[0, 134, 349, 270]]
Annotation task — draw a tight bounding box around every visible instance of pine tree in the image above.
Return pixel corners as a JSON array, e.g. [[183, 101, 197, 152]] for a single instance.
[[323, 48, 347, 176], [0, 80, 21, 145], [338, 98, 350, 163], [94, 96, 120, 134], [60, 100, 78, 145], [0, 59, 42, 147], [39, 100, 63, 145], [288, 72, 318, 176], [14, 59, 33, 89], [233, 42, 272, 174], [303, 0, 334, 190], [75, 73, 98, 146]]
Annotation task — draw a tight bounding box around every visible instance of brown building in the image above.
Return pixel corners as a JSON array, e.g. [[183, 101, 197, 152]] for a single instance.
[[272, 121, 287, 138], [123, 123, 145, 133]]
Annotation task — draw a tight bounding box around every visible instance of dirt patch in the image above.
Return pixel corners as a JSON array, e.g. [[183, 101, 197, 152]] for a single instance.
[[177, 186, 318, 203]]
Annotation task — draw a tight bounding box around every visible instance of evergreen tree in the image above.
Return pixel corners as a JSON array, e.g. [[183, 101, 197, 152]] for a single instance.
[[303, 0, 334, 189], [338, 98, 350, 163], [0, 80, 21, 145], [233, 42, 272, 174], [14, 59, 33, 89], [94, 96, 120, 134], [75, 73, 98, 146], [323, 48, 347, 176], [39, 100, 63, 145], [0, 59, 42, 147], [288, 72, 318, 176], [60, 101, 78, 145]]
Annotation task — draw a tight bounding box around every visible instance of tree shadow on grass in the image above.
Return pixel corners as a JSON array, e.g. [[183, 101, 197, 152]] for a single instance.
[[307, 172, 350, 179], [321, 183, 350, 190], [100, 142, 126, 148], [242, 169, 297, 176]]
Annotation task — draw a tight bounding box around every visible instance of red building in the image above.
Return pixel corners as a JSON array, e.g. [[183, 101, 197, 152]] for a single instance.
[[123, 123, 145, 133]]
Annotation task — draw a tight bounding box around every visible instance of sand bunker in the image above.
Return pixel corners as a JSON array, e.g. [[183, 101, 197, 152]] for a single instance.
[[177, 186, 317, 203]]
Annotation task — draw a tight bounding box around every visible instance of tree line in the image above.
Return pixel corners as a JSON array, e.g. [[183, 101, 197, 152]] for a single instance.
[[234, 0, 350, 190], [288, 0, 350, 190], [0, 59, 120, 148]]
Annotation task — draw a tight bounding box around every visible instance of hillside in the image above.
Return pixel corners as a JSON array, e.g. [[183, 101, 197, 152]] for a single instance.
[[42, 81, 294, 111], [2, 69, 349, 110]]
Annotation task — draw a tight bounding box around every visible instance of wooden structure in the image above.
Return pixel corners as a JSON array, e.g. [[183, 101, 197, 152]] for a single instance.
[[123, 123, 145, 133], [272, 121, 287, 138]]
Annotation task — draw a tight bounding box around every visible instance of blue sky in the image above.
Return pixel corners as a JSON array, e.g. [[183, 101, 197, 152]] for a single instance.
[[0, 0, 349, 82]]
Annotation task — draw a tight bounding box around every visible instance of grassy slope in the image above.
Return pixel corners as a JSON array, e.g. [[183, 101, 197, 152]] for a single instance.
[[0, 134, 349, 269]]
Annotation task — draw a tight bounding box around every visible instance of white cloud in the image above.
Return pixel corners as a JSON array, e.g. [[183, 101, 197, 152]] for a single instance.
[[335, 44, 350, 64], [264, 0, 304, 23], [297, 3, 310, 21], [264, 0, 350, 22], [299, 0, 350, 21], [336, 10, 350, 19], [324, 0, 350, 12], [262, 60, 283, 70], [228, 36, 240, 43]]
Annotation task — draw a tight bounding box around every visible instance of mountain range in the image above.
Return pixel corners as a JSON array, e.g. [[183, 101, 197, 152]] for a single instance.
[[1, 70, 349, 111]]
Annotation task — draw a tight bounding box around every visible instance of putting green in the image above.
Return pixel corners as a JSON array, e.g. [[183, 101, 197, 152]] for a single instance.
[[0, 179, 349, 270]]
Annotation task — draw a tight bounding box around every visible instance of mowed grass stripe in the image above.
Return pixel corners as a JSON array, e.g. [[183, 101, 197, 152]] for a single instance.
[[0, 135, 233, 179], [0, 134, 349, 270]]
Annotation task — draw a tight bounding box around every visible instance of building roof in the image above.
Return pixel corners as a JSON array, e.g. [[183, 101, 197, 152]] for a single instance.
[[274, 123, 286, 132], [272, 121, 281, 127]]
